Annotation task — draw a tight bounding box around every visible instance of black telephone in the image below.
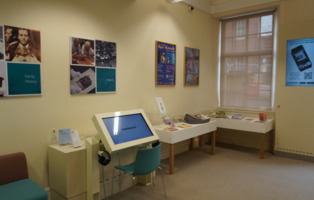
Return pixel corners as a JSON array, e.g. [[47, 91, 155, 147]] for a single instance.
[[291, 45, 312, 71]]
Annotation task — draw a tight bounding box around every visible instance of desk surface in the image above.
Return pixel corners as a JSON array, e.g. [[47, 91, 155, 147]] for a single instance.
[[49, 142, 85, 153], [154, 121, 217, 144], [154, 121, 217, 174]]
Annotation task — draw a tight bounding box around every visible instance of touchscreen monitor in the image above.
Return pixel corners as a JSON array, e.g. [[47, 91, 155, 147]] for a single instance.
[[92, 109, 159, 153]]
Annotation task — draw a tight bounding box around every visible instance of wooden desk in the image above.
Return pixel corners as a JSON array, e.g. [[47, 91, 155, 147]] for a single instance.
[[154, 121, 217, 174], [213, 118, 274, 159]]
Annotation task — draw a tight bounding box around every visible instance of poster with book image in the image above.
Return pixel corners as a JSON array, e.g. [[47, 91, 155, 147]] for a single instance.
[[70, 36, 116, 94]]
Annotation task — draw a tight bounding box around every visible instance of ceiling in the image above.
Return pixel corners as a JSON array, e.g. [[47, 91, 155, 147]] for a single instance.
[[171, 0, 281, 15]]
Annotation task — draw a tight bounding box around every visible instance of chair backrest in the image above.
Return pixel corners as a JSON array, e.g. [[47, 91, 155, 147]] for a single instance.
[[0, 152, 29, 185], [133, 143, 161, 176]]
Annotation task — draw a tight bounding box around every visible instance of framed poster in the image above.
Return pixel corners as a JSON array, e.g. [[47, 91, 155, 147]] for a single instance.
[[0, 26, 3, 60], [184, 47, 199, 86], [0, 61, 8, 97], [1, 25, 42, 98], [155, 41, 176, 86], [70, 36, 117, 94], [286, 37, 314, 86]]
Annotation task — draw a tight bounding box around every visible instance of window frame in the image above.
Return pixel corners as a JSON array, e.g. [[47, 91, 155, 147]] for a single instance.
[[218, 10, 277, 111]]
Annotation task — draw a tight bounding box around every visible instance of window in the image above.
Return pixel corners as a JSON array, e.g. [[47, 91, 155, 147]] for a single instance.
[[219, 11, 276, 110]]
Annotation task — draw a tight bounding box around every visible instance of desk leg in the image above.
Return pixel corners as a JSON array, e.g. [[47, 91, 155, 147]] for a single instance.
[[211, 131, 216, 155], [260, 134, 265, 159], [269, 130, 274, 154], [169, 144, 174, 174], [189, 138, 194, 150], [199, 135, 204, 146]]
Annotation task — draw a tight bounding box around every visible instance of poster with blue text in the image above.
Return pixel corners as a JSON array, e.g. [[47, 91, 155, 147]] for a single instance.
[[156, 41, 176, 86], [96, 68, 116, 92], [7, 63, 41, 96]]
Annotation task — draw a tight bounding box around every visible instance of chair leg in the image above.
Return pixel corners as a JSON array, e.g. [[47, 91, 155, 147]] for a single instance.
[[132, 176, 137, 200], [158, 167, 167, 200], [112, 170, 114, 194], [112, 169, 115, 197], [153, 171, 156, 186]]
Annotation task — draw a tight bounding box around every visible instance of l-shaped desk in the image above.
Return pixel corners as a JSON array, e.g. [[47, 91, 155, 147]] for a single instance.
[[154, 118, 274, 174]]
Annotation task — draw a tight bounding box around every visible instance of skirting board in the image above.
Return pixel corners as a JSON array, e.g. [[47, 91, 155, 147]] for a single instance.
[[217, 142, 314, 163], [274, 150, 314, 163]]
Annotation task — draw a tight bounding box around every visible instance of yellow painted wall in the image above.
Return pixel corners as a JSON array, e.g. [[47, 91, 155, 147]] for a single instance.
[[211, 0, 314, 158], [0, 0, 219, 188], [1, 0, 314, 191], [275, 0, 314, 156]]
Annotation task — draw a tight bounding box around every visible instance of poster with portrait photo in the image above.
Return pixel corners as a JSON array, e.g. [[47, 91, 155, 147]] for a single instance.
[[95, 40, 116, 67], [7, 63, 41, 96], [0, 25, 4, 60], [0, 61, 8, 97], [4, 26, 41, 63], [96, 68, 116, 93], [71, 37, 95, 66], [70, 65, 96, 94]]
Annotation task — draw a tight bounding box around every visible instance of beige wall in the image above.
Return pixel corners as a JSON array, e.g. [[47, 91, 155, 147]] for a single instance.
[[0, 0, 219, 188], [211, 0, 314, 159], [275, 0, 314, 156], [1, 0, 314, 190]]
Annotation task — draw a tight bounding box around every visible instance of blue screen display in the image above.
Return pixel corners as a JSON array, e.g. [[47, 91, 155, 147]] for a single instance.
[[102, 113, 154, 145]]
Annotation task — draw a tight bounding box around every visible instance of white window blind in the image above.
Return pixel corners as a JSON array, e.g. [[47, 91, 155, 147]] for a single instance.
[[220, 11, 275, 110]]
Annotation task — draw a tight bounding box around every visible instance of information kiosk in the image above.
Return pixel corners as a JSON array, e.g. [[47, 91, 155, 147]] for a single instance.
[[92, 109, 160, 154], [87, 109, 159, 200]]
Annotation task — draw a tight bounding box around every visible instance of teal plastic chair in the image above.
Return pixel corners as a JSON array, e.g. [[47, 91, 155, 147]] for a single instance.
[[114, 142, 167, 199]]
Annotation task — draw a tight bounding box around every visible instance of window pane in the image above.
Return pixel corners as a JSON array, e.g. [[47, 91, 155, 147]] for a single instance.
[[235, 37, 246, 52], [236, 20, 246, 36], [220, 12, 274, 110], [248, 35, 259, 51], [261, 15, 273, 33], [224, 37, 234, 53], [248, 56, 259, 73], [224, 22, 234, 37], [248, 17, 260, 34], [261, 35, 273, 51], [260, 56, 272, 73]]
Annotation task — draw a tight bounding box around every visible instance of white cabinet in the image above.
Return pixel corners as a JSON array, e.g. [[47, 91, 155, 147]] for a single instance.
[[48, 144, 87, 200]]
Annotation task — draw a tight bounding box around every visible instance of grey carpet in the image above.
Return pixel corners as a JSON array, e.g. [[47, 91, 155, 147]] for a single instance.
[[106, 145, 314, 200]]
